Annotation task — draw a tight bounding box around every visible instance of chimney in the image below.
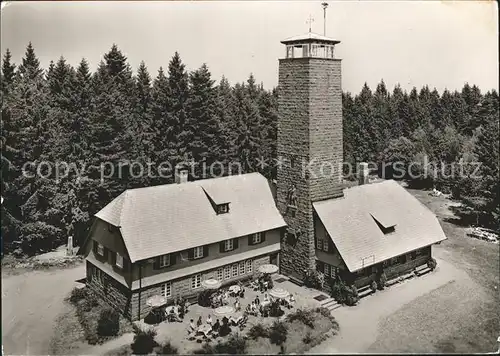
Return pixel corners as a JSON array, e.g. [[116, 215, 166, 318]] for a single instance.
[[358, 162, 369, 185], [175, 166, 188, 184]]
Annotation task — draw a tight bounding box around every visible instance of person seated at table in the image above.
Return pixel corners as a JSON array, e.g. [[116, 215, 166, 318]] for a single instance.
[[234, 298, 241, 311], [184, 299, 190, 312], [197, 316, 203, 327], [213, 318, 221, 331], [189, 319, 196, 332], [206, 314, 213, 326], [222, 316, 229, 325], [239, 286, 245, 298], [255, 295, 260, 306], [245, 303, 252, 313], [289, 293, 296, 304]]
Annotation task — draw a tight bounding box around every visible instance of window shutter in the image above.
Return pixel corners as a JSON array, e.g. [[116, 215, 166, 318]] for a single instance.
[[261, 231, 266, 243], [153, 257, 160, 270], [103, 247, 109, 260], [220, 241, 225, 253], [93, 241, 98, 253], [122, 258, 129, 272], [248, 235, 253, 246], [188, 249, 194, 260], [170, 253, 176, 266], [203, 245, 209, 258], [328, 240, 334, 254], [233, 238, 239, 249], [111, 252, 116, 266]]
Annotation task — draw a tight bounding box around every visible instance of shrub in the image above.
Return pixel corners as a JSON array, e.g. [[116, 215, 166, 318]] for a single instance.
[[82, 291, 99, 312], [427, 257, 437, 271], [314, 307, 332, 319], [194, 334, 247, 354], [269, 321, 288, 346], [286, 308, 315, 328], [131, 328, 157, 355], [344, 285, 359, 306], [331, 280, 359, 306], [69, 286, 88, 304], [370, 280, 377, 292], [302, 331, 313, 344], [330, 279, 346, 304], [97, 308, 120, 337], [377, 272, 387, 290], [304, 269, 325, 290], [248, 323, 269, 340], [155, 340, 179, 355]]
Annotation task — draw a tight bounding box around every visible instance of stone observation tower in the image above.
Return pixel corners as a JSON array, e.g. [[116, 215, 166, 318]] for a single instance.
[[276, 32, 343, 281]]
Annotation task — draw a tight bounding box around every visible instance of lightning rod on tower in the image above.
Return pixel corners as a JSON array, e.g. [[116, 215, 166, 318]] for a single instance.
[[322, 2, 329, 36]]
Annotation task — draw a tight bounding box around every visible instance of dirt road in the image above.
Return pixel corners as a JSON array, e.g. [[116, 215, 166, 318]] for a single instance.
[[1, 264, 85, 355]]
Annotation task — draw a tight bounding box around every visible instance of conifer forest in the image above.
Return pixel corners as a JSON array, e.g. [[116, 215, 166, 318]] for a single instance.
[[1, 43, 498, 256]]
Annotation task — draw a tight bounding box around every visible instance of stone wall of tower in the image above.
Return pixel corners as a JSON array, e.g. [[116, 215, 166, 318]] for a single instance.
[[277, 57, 343, 281]]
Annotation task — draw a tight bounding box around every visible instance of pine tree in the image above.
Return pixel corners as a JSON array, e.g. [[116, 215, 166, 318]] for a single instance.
[[2, 49, 16, 92], [167, 52, 190, 172], [215, 76, 237, 174], [150, 67, 173, 184], [187, 63, 220, 178], [131, 61, 154, 187]]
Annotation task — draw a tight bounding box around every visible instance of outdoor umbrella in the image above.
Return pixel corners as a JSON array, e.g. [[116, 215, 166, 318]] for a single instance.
[[146, 295, 167, 308], [269, 287, 289, 300], [258, 264, 279, 274], [214, 305, 235, 317], [201, 278, 222, 290]]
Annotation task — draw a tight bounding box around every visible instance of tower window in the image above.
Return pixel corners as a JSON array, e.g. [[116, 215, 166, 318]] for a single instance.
[[217, 204, 229, 214]]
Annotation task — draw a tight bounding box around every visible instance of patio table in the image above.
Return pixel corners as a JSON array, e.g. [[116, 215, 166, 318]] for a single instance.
[[261, 300, 271, 307], [165, 305, 179, 314], [198, 324, 212, 337], [229, 285, 241, 295]]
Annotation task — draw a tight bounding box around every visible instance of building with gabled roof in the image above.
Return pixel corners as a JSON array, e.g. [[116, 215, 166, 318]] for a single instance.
[[80, 31, 446, 320]]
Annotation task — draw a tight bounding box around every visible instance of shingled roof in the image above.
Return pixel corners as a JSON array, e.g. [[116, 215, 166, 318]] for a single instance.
[[313, 180, 447, 272], [95, 172, 286, 263]]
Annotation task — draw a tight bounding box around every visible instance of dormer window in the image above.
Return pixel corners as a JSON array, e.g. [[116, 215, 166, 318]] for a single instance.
[[159, 254, 170, 268], [217, 203, 229, 214], [371, 215, 396, 235], [97, 243, 104, 256], [220, 238, 239, 252]]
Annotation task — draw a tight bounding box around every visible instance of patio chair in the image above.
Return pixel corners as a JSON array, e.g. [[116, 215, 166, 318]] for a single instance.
[[187, 331, 197, 341]]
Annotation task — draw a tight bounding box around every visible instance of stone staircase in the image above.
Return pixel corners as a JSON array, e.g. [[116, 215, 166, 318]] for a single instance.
[[357, 284, 373, 299], [318, 296, 342, 312], [414, 264, 432, 276]]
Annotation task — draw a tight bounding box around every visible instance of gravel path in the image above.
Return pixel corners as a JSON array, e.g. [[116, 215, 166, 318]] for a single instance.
[[1, 265, 85, 355], [306, 258, 477, 353]]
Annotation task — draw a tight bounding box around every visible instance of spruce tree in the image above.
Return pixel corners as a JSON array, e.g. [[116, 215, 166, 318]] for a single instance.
[[187, 63, 220, 178]]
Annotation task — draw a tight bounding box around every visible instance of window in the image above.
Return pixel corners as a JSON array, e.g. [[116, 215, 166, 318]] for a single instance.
[[193, 246, 204, 259], [399, 254, 407, 264], [191, 274, 201, 289], [316, 239, 323, 250], [217, 268, 223, 281], [323, 240, 329, 252], [161, 282, 172, 297], [324, 264, 330, 277], [97, 243, 104, 256], [107, 223, 114, 233], [410, 251, 417, 260], [252, 233, 262, 244], [383, 260, 389, 267], [93, 266, 103, 285], [239, 262, 245, 275], [115, 253, 123, 268], [217, 204, 229, 214], [159, 254, 170, 268], [232, 264, 238, 277], [390, 257, 398, 265], [330, 266, 337, 279], [416, 249, 422, 256], [224, 239, 234, 252], [224, 266, 231, 280], [246, 260, 253, 274]]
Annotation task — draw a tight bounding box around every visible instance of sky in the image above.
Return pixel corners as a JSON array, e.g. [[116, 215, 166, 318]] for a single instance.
[[1, 1, 498, 93]]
